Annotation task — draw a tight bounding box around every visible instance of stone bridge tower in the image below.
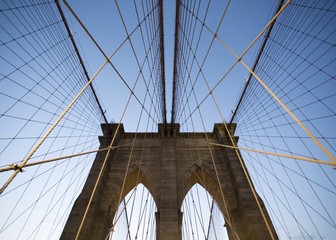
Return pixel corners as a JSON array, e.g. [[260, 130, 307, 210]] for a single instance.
[[61, 123, 277, 240]]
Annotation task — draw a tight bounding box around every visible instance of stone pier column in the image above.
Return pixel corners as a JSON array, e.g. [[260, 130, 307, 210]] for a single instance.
[[156, 138, 182, 240]]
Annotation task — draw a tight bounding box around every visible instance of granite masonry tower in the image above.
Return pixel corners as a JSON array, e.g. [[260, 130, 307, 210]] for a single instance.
[[61, 123, 277, 240]]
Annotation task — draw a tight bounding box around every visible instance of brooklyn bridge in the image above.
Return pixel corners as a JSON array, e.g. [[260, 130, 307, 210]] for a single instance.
[[0, 0, 335, 239]]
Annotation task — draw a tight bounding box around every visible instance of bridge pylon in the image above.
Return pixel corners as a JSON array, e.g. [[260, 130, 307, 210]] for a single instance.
[[61, 123, 277, 240]]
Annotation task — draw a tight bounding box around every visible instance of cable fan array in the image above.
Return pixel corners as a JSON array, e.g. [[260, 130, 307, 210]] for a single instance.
[[0, 0, 335, 239]]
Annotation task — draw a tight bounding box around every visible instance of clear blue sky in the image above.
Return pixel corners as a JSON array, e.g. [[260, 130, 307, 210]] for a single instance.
[[65, 0, 277, 131], [0, 0, 335, 239]]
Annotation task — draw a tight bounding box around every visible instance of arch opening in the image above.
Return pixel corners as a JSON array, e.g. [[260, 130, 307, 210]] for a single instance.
[[109, 183, 157, 240], [181, 183, 229, 240]]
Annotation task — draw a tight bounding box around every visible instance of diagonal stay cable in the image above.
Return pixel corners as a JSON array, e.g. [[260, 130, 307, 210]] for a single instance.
[[181, 138, 336, 167], [114, 0, 165, 124], [74, 59, 142, 240], [192, 0, 335, 164], [55, 0, 108, 124], [174, 1, 242, 238], [107, 12, 161, 236], [175, 0, 228, 125], [73, 1, 164, 235], [219, 40, 336, 164], [229, 0, 285, 124], [0, 142, 136, 173], [133, 0, 166, 126], [176, 2, 293, 239], [172, 17, 336, 167], [180, 0, 291, 127], [61, 0, 158, 125], [0, 28, 129, 195]]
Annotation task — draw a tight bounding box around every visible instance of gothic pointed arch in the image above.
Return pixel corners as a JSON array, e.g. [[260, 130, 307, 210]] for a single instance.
[[181, 183, 229, 239], [110, 183, 157, 239], [180, 165, 236, 229], [100, 165, 158, 217]]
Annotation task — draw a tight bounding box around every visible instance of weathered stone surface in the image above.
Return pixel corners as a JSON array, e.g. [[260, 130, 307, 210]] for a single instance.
[[61, 123, 277, 240]]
